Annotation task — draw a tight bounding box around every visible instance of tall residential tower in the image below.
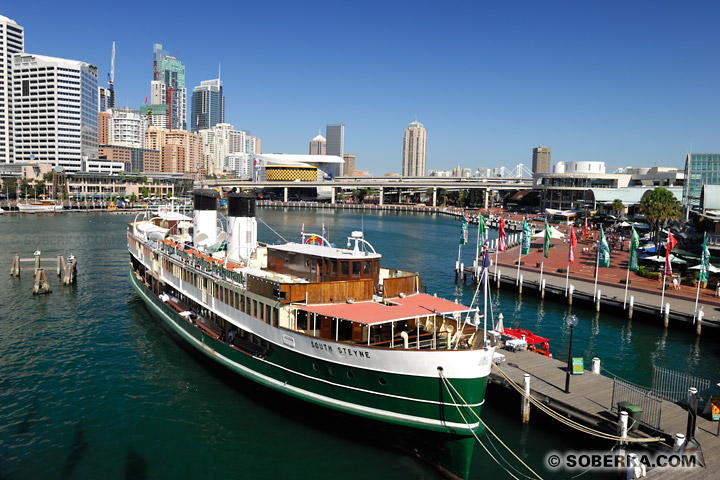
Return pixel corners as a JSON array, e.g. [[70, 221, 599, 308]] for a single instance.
[[150, 44, 186, 131], [191, 79, 224, 133], [402, 119, 426, 176], [532, 146, 551, 174], [0, 15, 23, 163]]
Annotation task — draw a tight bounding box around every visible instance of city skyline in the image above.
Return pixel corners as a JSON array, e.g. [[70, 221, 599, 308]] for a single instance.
[[2, 2, 719, 175]]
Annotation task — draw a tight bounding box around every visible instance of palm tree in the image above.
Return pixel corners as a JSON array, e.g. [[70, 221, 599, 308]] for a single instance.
[[639, 187, 682, 245], [610, 198, 624, 216]]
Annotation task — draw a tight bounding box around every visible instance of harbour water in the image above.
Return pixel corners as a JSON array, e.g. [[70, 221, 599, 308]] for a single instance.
[[0, 209, 717, 479]]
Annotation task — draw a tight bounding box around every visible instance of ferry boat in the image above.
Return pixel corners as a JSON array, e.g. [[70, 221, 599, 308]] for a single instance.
[[127, 190, 496, 479]]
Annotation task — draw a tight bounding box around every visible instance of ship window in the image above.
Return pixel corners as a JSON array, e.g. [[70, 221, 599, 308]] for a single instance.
[[331, 260, 337, 275], [273, 308, 279, 327], [312, 363, 319, 371], [266, 305, 271, 324], [347, 371, 354, 380], [253, 300, 258, 318], [328, 366, 335, 376], [341, 261, 349, 275], [260, 303, 264, 320], [352, 262, 360, 276], [363, 261, 370, 275], [378, 377, 387, 386]]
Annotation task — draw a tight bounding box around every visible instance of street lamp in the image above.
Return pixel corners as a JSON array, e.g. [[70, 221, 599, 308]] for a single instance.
[[565, 314, 579, 394]]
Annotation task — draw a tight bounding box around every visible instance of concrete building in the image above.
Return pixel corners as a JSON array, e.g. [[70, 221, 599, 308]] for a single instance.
[[532, 146, 551, 174], [309, 132, 326, 155], [145, 127, 202, 176], [191, 79, 224, 133], [224, 153, 253, 179], [99, 144, 161, 172], [199, 123, 250, 175], [99, 86, 113, 112], [151, 44, 186, 131], [12, 53, 98, 171], [326, 124, 344, 158], [140, 103, 169, 129], [107, 107, 147, 148], [402, 119, 426, 176], [253, 153, 344, 180], [99, 112, 111, 145], [342, 153, 355, 176], [0, 15, 23, 164]]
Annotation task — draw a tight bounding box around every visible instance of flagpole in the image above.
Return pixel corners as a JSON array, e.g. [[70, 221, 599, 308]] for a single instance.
[[593, 244, 600, 300], [623, 263, 630, 309], [539, 258, 544, 292], [475, 215, 481, 277], [660, 242, 667, 314], [693, 232, 706, 323], [516, 239, 522, 285], [564, 243, 570, 296]]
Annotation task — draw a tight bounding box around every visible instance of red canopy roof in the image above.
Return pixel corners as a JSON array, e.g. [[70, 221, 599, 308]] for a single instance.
[[298, 293, 473, 325]]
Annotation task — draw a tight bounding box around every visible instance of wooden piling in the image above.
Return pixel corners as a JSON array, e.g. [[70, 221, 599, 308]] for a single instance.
[[496, 270, 501, 289], [33, 268, 51, 295], [696, 309, 703, 336], [521, 373, 530, 423], [10, 254, 20, 277], [518, 274, 523, 294], [664, 303, 670, 328], [595, 289, 601, 312], [568, 284, 574, 305], [628, 296, 634, 319]]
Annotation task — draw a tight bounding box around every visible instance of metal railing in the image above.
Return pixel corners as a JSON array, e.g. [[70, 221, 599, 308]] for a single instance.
[[651, 366, 712, 409], [611, 378, 663, 430]]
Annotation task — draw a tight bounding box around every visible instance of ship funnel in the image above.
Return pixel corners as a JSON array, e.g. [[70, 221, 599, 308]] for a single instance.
[[227, 193, 257, 263], [193, 189, 220, 247]]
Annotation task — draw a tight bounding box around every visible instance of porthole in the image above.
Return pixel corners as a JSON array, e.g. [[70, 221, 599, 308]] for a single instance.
[[378, 377, 387, 386], [347, 372, 354, 380], [328, 367, 335, 376], [312, 363, 319, 371]]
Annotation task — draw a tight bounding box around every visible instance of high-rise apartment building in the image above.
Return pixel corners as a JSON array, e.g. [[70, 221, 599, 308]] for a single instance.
[[99, 87, 114, 112], [326, 124, 344, 158], [13, 53, 98, 171], [683, 153, 720, 211], [532, 146, 551, 174], [0, 15, 23, 163], [150, 44, 186, 131], [99, 112, 111, 145], [107, 107, 147, 148], [402, 119, 426, 176], [191, 79, 224, 133], [309, 132, 326, 155], [145, 126, 202, 175]]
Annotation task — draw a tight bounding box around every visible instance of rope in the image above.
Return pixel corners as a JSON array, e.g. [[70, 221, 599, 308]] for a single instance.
[[256, 217, 288, 243], [491, 363, 663, 443], [439, 370, 544, 480]]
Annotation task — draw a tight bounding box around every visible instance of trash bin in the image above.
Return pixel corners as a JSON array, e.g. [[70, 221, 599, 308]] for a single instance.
[[617, 401, 643, 431]]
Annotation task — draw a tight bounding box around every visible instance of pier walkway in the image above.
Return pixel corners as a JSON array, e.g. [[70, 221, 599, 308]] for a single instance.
[[490, 349, 720, 478]]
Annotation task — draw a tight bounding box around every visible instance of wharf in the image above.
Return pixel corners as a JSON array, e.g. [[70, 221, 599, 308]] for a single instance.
[[490, 349, 720, 478]]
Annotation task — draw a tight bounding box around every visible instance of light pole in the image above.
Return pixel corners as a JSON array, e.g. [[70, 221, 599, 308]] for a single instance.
[[565, 314, 578, 394]]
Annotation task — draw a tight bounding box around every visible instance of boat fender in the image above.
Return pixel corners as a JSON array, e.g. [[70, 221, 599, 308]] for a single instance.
[[400, 331, 409, 349]]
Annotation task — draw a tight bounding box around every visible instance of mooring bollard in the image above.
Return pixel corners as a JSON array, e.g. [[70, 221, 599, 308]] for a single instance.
[[10, 254, 20, 277], [664, 303, 670, 328], [596, 289, 601, 312], [592, 357, 601, 374], [521, 373, 531, 423], [628, 296, 634, 319], [518, 274, 523, 294], [696, 308, 704, 336], [673, 433, 686, 452], [687, 387, 698, 441], [619, 411, 629, 442], [541, 279, 546, 299], [568, 284, 574, 305]]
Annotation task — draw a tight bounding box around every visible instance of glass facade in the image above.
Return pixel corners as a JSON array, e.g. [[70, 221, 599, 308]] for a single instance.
[[683, 153, 720, 210]]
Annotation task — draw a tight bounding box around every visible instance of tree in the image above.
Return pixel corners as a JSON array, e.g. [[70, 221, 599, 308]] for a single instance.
[[610, 199, 625, 216], [141, 187, 150, 198], [130, 193, 138, 203], [639, 187, 682, 245]]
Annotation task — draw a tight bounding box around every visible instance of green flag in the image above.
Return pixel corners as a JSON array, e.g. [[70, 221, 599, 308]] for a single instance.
[[543, 221, 551, 258], [700, 235, 710, 283], [477, 214, 486, 237], [598, 227, 610, 267], [628, 227, 640, 271], [521, 220, 531, 255]]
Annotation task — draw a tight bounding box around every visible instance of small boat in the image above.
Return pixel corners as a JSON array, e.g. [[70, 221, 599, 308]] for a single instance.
[[17, 200, 61, 213], [499, 323, 552, 358]]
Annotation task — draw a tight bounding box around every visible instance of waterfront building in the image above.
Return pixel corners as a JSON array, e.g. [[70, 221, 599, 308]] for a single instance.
[[402, 119, 426, 177], [342, 153, 355, 176], [0, 15, 23, 164], [191, 79, 224, 133], [12, 53, 98, 171], [532, 146, 551, 174], [253, 153, 344, 180], [326, 124, 344, 158], [107, 107, 147, 148], [309, 132, 326, 155], [145, 127, 202, 176], [683, 153, 720, 213], [151, 44, 186, 131], [99, 144, 161, 172]]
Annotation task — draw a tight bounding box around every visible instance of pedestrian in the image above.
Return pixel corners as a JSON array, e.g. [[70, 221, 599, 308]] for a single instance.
[[716, 281, 720, 297]]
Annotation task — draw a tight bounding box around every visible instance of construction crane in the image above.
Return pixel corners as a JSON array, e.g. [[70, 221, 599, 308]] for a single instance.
[[107, 41, 116, 108]]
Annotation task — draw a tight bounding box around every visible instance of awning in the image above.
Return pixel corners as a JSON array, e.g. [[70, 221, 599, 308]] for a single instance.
[[297, 293, 473, 326]]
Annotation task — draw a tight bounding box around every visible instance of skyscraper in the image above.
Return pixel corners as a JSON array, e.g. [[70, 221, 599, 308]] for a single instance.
[[326, 124, 344, 158], [151, 44, 186, 131], [107, 107, 148, 148], [309, 132, 326, 155], [532, 146, 551, 174], [13, 53, 98, 171], [0, 15, 23, 163], [191, 79, 224, 133], [402, 119, 426, 176]]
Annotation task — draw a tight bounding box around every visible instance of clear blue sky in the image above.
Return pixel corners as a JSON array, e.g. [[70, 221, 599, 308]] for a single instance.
[[4, 1, 719, 175]]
